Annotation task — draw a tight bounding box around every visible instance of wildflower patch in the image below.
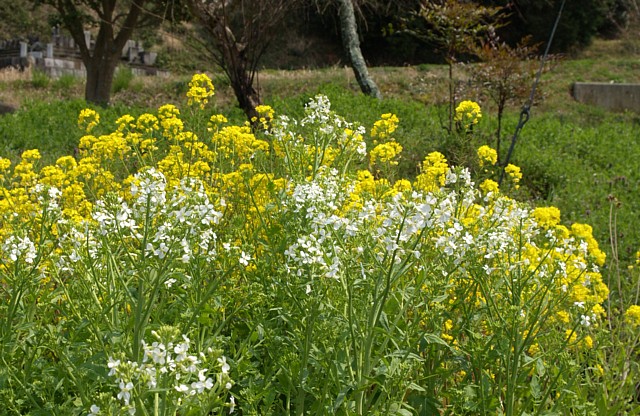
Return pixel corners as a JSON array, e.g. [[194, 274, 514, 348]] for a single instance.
[[0, 74, 636, 415]]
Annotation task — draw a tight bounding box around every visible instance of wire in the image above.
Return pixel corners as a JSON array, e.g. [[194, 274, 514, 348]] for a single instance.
[[499, 0, 566, 185]]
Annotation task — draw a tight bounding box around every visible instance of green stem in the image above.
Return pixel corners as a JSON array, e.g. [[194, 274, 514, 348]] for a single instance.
[[295, 299, 317, 416]]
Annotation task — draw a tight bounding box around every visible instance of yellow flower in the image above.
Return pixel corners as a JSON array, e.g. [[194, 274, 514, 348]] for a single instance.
[[0, 157, 11, 171], [162, 117, 185, 139], [505, 164, 522, 188], [556, 310, 571, 323], [371, 113, 399, 140], [441, 319, 454, 342], [624, 305, 640, 328], [477, 145, 497, 167], [479, 179, 499, 194], [21, 149, 41, 162], [591, 304, 606, 318], [532, 206, 561, 228], [571, 223, 607, 266], [370, 141, 402, 167], [255, 105, 274, 117], [40, 165, 66, 187], [208, 114, 228, 133], [582, 335, 593, 349], [393, 179, 412, 193], [253, 105, 275, 129], [158, 104, 180, 120], [116, 114, 135, 132], [136, 114, 159, 133], [414, 151, 449, 193], [212, 125, 269, 161], [595, 364, 604, 376], [78, 108, 100, 133], [187, 73, 215, 108], [454, 100, 481, 129]]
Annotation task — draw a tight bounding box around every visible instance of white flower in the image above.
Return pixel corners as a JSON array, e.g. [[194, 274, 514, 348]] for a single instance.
[[218, 356, 230, 374], [117, 381, 134, 405], [191, 370, 214, 393], [107, 357, 120, 376], [88, 404, 101, 415], [175, 384, 189, 394], [229, 395, 236, 413], [154, 242, 170, 259], [174, 335, 190, 362], [239, 251, 251, 266]]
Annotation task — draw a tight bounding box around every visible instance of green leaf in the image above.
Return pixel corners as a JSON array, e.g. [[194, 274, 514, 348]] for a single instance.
[[530, 374, 541, 399], [421, 333, 454, 352], [408, 382, 426, 392]]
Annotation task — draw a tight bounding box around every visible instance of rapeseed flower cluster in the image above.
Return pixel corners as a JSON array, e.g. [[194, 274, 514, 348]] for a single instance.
[[480, 178, 499, 195], [624, 305, 640, 327], [532, 206, 562, 228], [369, 114, 402, 172], [186, 73, 215, 109], [414, 151, 449, 193], [371, 113, 399, 140], [78, 108, 100, 132], [252, 104, 275, 129], [370, 141, 403, 167], [0, 74, 617, 415], [477, 144, 497, 167], [454, 100, 482, 129], [504, 163, 522, 188]]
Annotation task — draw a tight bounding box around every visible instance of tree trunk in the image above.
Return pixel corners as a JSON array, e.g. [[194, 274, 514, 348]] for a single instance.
[[56, 0, 147, 106], [84, 55, 119, 106], [337, 0, 381, 99], [230, 71, 261, 122], [212, 21, 261, 121]]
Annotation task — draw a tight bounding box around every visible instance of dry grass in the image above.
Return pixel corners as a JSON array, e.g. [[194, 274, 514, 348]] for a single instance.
[[0, 66, 31, 83], [0, 67, 31, 108]]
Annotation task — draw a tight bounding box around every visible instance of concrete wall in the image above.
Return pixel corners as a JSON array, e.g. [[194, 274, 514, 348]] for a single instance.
[[572, 82, 640, 113]]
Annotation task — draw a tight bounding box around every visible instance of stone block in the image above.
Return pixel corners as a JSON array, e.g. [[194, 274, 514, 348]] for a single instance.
[[572, 82, 640, 113]]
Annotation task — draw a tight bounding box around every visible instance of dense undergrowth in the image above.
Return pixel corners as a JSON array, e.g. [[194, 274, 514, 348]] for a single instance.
[[0, 74, 639, 415]]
